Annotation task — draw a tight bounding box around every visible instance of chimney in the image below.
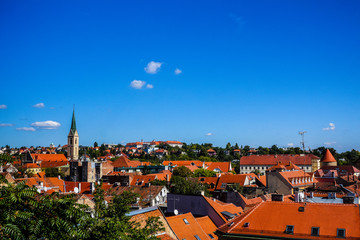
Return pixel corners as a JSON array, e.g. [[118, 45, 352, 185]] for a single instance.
[[166, 174, 170, 182]]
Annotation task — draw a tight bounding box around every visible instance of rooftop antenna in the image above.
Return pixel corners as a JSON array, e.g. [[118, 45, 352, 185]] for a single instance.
[[299, 131, 307, 153]]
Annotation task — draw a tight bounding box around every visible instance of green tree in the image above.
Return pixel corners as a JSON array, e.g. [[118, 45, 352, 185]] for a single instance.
[[193, 168, 216, 177], [170, 176, 204, 195], [172, 166, 192, 178]]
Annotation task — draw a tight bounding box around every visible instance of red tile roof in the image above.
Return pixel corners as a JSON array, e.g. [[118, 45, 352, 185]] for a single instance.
[[163, 160, 203, 167], [23, 163, 40, 169], [278, 170, 317, 187], [31, 154, 67, 162], [216, 174, 253, 190], [130, 175, 157, 186], [166, 212, 211, 240], [203, 196, 244, 222], [112, 155, 141, 168], [217, 201, 360, 239], [195, 216, 218, 239], [207, 162, 231, 172], [321, 149, 337, 163], [240, 154, 319, 166]]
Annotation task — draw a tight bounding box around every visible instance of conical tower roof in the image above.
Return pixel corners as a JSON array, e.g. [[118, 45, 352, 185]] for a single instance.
[[321, 149, 336, 163], [70, 108, 77, 135]]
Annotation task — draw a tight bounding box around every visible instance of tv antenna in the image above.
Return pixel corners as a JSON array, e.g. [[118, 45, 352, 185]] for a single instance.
[[299, 131, 307, 153]]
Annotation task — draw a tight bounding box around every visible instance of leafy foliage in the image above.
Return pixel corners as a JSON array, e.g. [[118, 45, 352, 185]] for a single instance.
[[0, 179, 163, 239]]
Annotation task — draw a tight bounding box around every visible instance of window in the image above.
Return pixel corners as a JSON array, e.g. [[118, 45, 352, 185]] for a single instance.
[[221, 183, 227, 188], [183, 218, 189, 224], [311, 227, 319, 236], [337, 229, 346, 238], [208, 234, 215, 239], [285, 225, 294, 234], [194, 235, 201, 240], [243, 222, 250, 228]]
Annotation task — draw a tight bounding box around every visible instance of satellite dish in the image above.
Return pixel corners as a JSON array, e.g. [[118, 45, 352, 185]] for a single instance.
[[174, 209, 178, 215], [74, 187, 79, 193]]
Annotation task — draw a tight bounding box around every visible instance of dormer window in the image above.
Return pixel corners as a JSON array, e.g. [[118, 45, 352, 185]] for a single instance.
[[285, 225, 294, 234], [337, 229, 346, 238], [311, 227, 320, 236]]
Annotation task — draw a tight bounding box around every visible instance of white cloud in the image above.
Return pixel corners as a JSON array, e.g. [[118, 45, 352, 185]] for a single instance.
[[324, 141, 336, 145], [144, 61, 162, 74], [31, 120, 61, 129], [130, 80, 146, 89], [33, 103, 45, 108], [174, 68, 182, 75], [0, 104, 7, 109], [205, 133, 213, 136], [0, 123, 14, 127], [287, 143, 294, 147], [323, 122, 335, 131], [16, 127, 36, 132], [146, 84, 154, 89]]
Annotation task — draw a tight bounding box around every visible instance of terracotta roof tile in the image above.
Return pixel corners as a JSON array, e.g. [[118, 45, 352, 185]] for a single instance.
[[166, 212, 210, 240], [321, 149, 337, 163], [240, 154, 318, 166], [217, 201, 360, 239]]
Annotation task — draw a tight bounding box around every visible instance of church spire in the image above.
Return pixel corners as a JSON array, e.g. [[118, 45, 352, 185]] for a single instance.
[[70, 106, 77, 135]]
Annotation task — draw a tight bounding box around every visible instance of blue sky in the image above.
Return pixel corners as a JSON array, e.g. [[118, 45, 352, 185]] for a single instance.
[[1, 1, 360, 152]]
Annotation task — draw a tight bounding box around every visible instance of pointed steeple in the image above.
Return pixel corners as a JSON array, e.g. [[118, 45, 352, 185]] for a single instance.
[[321, 149, 336, 163], [70, 107, 77, 135]]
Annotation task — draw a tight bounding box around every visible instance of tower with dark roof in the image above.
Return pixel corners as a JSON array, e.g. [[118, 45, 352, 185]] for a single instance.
[[67, 108, 79, 161], [320, 149, 337, 167]]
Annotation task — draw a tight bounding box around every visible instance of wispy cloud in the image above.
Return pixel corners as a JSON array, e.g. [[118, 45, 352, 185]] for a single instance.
[[16, 127, 36, 132], [174, 68, 182, 75], [0, 104, 7, 109], [144, 61, 162, 74], [229, 14, 246, 29], [0, 123, 15, 127], [324, 141, 336, 145], [287, 143, 294, 147], [33, 103, 45, 108], [146, 84, 154, 89], [205, 133, 213, 136], [323, 123, 335, 131], [130, 80, 146, 89], [31, 120, 61, 129]]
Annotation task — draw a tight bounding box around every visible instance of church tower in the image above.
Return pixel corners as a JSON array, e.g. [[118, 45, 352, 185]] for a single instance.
[[67, 108, 79, 161]]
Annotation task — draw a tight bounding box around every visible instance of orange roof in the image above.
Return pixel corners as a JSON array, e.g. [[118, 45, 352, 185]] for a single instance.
[[130, 175, 157, 186], [278, 170, 316, 187], [268, 161, 301, 171], [40, 161, 69, 168], [321, 149, 337, 163], [112, 155, 141, 168], [64, 181, 92, 193], [217, 201, 360, 239], [240, 154, 319, 166], [163, 160, 203, 167], [23, 163, 40, 169], [216, 174, 251, 190], [203, 196, 244, 222], [207, 162, 231, 172], [31, 154, 67, 162], [166, 212, 210, 240], [207, 149, 216, 153], [195, 216, 218, 239], [148, 171, 172, 181]]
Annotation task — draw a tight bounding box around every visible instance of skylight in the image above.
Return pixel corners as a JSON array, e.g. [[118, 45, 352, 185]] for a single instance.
[[208, 233, 215, 239], [183, 218, 189, 225], [337, 228, 346, 238], [311, 227, 319, 236], [285, 225, 294, 234], [194, 235, 201, 240]]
